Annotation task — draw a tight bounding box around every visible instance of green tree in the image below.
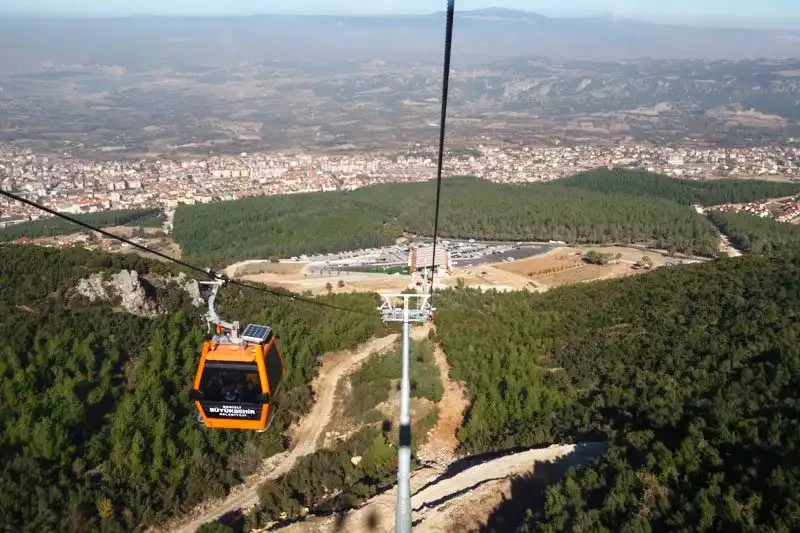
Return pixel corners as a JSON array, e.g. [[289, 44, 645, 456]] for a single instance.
[[171, 176, 720, 267], [560, 167, 800, 205], [584, 250, 611, 265], [0, 208, 164, 241], [434, 250, 800, 531], [195, 522, 235, 533], [709, 210, 800, 254], [0, 245, 386, 532]]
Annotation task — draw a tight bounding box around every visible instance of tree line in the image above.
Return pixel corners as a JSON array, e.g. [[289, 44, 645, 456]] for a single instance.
[[0, 208, 164, 241], [560, 167, 800, 205], [434, 250, 800, 530], [0, 244, 386, 532], [173, 175, 721, 267], [709, 210, 800, 254], [250, 427, 396, 531]]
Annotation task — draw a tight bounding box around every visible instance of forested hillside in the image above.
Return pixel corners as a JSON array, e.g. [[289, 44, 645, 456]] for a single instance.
[[560, 168, 800, 205], [435, 252, 800, 530], [0, 208, 164, 241], [0, 244, 385, 532], [173, 176, 719, 266], [709, 210, 800, 253]]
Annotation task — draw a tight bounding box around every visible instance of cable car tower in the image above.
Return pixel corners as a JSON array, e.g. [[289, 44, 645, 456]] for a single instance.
[[380, 0, 454, 528], [377, 293, 434, 533]]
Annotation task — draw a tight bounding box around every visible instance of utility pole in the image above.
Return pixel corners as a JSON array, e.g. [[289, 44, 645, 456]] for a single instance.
[[378, 293, 434, 533]]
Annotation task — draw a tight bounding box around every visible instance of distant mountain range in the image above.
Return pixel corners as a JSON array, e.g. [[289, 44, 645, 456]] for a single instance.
[[0, 9, 799, 73], [452, 7, 549, 23]]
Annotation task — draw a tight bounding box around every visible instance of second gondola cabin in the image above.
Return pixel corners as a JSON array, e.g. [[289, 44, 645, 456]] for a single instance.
[[190, 324, 284, 431]]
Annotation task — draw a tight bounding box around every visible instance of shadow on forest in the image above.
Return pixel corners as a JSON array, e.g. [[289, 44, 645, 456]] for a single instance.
[[330, 506, 382, 532], [412, 447, 530, 495], [218, 509, 245, 530], [480, 442, 607, 533]]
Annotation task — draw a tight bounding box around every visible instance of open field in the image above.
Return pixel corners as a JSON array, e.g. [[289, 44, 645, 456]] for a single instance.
[[232, 246, 680, 295], [491, 246, 669, 290], [101, 225, 166, 237], [227, 244, 696, 296], [226, 260, 306, 277], [109, 239, 183, 262], [445, 264, 536, 292], [19, 228, 183, 263], [239, 270, 410, 295]]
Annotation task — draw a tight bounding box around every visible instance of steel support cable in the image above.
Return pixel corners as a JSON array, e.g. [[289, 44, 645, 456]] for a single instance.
[[428, 0, 456, 297], [0, 188, 371, 316]]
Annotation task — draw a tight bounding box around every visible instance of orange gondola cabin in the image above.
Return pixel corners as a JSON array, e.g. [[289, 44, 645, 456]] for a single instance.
[[190, 324, 284, 431]]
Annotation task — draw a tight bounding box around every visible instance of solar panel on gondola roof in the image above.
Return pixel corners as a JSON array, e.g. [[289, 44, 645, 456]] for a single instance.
[[242, 324, 272, 344]]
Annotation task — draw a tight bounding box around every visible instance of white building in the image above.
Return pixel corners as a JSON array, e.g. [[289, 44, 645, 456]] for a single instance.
[[409, 246, 453, 287]]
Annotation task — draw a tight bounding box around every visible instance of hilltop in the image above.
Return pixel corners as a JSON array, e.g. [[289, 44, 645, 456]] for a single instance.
[[170, 170, 800, 267], [172, 173, 727, 266], [454, 7, 548, 23], [191, 247, 800, 532]]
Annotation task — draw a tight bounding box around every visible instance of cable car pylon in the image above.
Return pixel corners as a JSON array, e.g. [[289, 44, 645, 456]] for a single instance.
[[377, 293, 434, 533]]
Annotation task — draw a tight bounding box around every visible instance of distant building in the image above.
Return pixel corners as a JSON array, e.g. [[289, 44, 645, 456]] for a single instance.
[[668, 155, 685, 167], [409, 246, 452, 286], [0, 215, 26, 228]]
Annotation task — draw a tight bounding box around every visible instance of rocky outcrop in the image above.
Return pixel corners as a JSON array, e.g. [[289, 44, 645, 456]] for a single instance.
[[183, 278, 203, 307], [167, 272, 203, 308], [76, 269, 159, 317], [75, 268, 205, 317]]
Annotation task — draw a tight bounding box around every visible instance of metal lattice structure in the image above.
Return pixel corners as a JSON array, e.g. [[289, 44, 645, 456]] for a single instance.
[[199, 279, 241, 341], [378, 294, 434, 323]]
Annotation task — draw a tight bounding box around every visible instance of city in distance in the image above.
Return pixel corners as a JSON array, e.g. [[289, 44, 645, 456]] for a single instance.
[[4, 5, 800, 533], [0, 9, 799, 157]]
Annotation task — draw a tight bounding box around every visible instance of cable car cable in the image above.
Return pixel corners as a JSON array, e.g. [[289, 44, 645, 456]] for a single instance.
[[2, 1, 456, 316], [428, 0, 455, 297], [0, 188, 372, 316], [1, 188, 213, 278], [227, 278, 372, 316]]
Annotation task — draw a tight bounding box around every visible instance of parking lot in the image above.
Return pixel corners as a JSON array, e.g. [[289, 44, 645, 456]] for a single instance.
[[291, 239, 560, 273], [295, 245, 410, 274], [444, 240, 558, 267]]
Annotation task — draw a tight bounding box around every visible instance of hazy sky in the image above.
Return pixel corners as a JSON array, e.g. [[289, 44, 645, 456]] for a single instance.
[[3, 0, 800, 27]]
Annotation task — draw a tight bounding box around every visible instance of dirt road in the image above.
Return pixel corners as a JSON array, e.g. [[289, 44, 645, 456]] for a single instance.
[[271, 326, 604, 533], [719, 233, 743, 257], [164, 334, 399, 533], [417, 337, 470, 467], [273, 443, 607, 533]]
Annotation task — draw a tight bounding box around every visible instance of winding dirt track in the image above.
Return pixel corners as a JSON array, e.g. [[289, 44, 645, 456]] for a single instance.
[[164, 329, 607, 533], [273, 443, 607, 533], [271, 327, 607, 533], [163, 334, 399, 533]]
